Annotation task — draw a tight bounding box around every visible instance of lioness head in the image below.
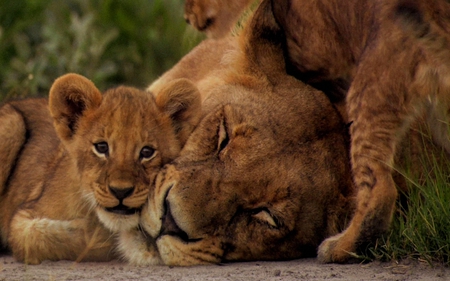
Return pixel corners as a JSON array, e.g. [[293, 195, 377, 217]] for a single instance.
[[140, 79, 353, 265], [49, 74, 201, 232], [132, 0, 354, 266]]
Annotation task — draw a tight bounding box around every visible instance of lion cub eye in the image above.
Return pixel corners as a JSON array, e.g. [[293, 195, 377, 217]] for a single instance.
[[94, 142, 109, 156], [140, 146, 156, 161]]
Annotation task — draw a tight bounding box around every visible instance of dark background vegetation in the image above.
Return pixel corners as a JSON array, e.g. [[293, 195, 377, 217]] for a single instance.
[[0, 0, 203, 102]]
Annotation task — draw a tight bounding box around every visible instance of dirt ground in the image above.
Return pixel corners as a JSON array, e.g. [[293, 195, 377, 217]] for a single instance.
[[0, 255, 449, 281]]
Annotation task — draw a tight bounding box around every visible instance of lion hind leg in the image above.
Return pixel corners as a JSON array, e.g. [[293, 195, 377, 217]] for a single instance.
[[0, 103, 26, 194], [318, 171, 397, 263], [318, 71, 416, 262], [8, 209, 108, 264]]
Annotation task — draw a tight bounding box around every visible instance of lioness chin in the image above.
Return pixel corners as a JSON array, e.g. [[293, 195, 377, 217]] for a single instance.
[[0, 73, 200, 264]]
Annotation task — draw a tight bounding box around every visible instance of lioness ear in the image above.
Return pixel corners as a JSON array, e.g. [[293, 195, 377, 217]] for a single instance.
[[155, 78, 201, 146], [49, 73, 102, 141]]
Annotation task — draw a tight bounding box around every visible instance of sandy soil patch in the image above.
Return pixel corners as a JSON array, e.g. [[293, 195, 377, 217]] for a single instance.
[[1, 255, 449, 281]]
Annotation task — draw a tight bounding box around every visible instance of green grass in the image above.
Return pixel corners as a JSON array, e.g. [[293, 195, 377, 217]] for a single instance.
[[364, 131, 450, 265], [0, 0, 204, 102]]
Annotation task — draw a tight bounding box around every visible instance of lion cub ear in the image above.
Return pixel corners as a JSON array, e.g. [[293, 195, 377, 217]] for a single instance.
[[49, 73, 103, 142], [155, 78, 202, 146]]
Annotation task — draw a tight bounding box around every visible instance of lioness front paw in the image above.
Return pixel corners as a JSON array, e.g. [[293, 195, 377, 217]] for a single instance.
[[317, 232, 358, 263]]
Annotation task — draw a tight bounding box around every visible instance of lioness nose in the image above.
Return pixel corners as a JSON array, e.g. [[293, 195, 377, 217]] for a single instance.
[[109, 186, 134, 200]]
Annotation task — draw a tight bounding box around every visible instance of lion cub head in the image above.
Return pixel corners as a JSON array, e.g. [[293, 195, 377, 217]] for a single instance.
[[49, 74, 201, 232]]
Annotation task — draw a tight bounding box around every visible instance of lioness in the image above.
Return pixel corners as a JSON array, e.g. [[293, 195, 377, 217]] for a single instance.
[[121, 0, 354, 266], [0, 74, 200, 264], [184, 0, 450, 263]]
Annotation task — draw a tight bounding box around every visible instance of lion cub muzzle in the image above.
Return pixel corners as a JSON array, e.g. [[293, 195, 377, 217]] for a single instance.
[[105, 186, 139, 216]]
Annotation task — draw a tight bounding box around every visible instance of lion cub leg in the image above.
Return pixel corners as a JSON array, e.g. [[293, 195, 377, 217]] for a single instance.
[[9, 210, 113, 264], [318, 68, 417, 263], [0, 104, 26, 192]]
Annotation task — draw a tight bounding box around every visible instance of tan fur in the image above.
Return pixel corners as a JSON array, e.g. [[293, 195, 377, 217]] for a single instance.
[[184, 0, 257, 38], [147, 37, 238, 102], [121, 0, 354, 266], [0, 74, 201, 264]]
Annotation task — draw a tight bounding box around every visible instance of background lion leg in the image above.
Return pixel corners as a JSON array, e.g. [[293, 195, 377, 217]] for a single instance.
[[8, 209, 114, 264], [318, 169, 397, 263], [0, 104, 26, 193], [318, 69, 417, 262]]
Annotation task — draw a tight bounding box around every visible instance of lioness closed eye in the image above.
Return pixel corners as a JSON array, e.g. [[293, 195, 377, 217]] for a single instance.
[[0, 73, 200, 264]]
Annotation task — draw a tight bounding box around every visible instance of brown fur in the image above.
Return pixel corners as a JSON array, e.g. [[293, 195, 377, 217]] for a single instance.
[[184, 0, 257, 38], [0, 74, 201, 264], [395, 0, 450, 69], [147, 37, 238, 102], [121, 0, 354, 266], [263, 0, 450, 263]]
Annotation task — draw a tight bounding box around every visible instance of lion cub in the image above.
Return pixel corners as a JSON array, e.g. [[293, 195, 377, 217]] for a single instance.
[[0, 73, 200, 264]]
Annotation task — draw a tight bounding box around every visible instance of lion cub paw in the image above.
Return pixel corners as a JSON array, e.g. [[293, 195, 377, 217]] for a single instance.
[[317, 233, 358, 263]]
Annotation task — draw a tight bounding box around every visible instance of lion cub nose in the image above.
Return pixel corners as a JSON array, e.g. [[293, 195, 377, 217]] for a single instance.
[[109, 186, 135, 200]]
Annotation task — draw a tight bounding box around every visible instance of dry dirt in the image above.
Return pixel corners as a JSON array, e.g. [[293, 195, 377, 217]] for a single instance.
[[0, 254, 449, 281]]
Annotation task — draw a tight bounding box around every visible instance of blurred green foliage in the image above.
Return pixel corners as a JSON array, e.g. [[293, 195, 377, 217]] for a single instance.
[[0, 0, 204, 101]]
